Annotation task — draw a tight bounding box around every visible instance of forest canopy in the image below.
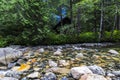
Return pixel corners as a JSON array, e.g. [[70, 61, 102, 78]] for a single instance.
[[0, 0, 120, 46]]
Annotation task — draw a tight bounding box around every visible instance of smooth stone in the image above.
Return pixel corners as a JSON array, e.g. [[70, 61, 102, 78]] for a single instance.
[[75, 53, 84, 59], [5, 70, 22, 79], [8, 62, 16, 69], [42, 72, 56, 80], [61, 77, 68, 80], [108, 49, 119, 55], [88, 65, 105, 75], [54, 50, 62, 56], [0, 71, 7, 78], [33, 67, 40, 71], [70, 66, 93, 79], [38, 48, 45, 53], [0, 77, 18, 80], [27, 72, 40, 79], [48, 60, 57, 67], [46, 67, 70, 74], [112, 71, 120, 76], [59, 60, 69, 66], [16, 59, 26, 65], [79, 74, 108, 80], [112, 77, 120, 80], [11, 66, 20, 71], [0, 48, 23, 65], [21, 77, 28, 80]]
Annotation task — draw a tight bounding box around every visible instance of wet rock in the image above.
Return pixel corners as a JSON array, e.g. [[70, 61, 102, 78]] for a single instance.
[[41, 72, 56, 80], [48, 60, 57, 67], [79, 74, 108, 80], [70, 66, 93, 79], [88, 65, 105, 75], [108, 49, 119, 55], [27, 72, 40, 79], [0, 77, 18, 80], [46, 67, 70, 74], [75, 53, 84, 59], [0, 48, 23, 65]]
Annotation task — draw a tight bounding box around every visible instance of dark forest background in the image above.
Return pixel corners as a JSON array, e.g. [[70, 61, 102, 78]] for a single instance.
[[0, 0, 120, 47]]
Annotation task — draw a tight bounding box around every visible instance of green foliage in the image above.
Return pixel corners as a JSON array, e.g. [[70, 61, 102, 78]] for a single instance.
[[79, 32, 97, 42], [112, 30, 120, 42], [0, 36, 8, 47]]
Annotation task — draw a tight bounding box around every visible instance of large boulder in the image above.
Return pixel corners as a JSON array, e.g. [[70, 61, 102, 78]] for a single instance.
[[70, 66, 93, 79], [0, 48, 23, 65]]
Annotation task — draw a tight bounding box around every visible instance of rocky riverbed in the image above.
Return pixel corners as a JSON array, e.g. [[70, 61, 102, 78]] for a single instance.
[[0, 45, 120, 80]]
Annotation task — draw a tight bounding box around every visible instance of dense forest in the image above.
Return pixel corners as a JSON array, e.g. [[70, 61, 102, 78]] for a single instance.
[[0, 0, 120, 46]]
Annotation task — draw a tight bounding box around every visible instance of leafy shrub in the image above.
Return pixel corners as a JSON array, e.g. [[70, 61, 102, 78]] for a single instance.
[[0, 36, 8, 47], [79, 32, 97, 42], [112, 30, 120, 42]]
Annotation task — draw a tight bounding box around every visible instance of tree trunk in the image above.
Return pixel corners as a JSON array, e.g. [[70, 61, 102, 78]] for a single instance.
[[70, 0, 73, 23], [99, 0, 104, 42], [77, 7, 81, 33]]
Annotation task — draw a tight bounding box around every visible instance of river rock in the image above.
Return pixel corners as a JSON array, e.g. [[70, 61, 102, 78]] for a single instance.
[[61, 77, 69, 80], [75, 53, 84, 59], [0, 71, 7, 78], [46, 67, 70, 74], [27, 72, 40, 79], [59, 60, 69, 66], [54, 50, 62, 56], [108, 49, 119, 55], [0, 48, 23, 65], [112, 71, 120, 76], [79, 74, 107, 80], [41, 72, 56, 80], [0, 77, 18, 80], [48, 60, 57, 67], [70, 66, 93, 79], [38, 48, 45, 53], [5, 70, 22, 79], [88, 65, 105, 75]]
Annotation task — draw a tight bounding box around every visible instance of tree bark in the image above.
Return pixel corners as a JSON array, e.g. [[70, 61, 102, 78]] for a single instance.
[[70, 0, 73, 23], [99, 0, 104, 42], [77, 7, 81, 33]]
